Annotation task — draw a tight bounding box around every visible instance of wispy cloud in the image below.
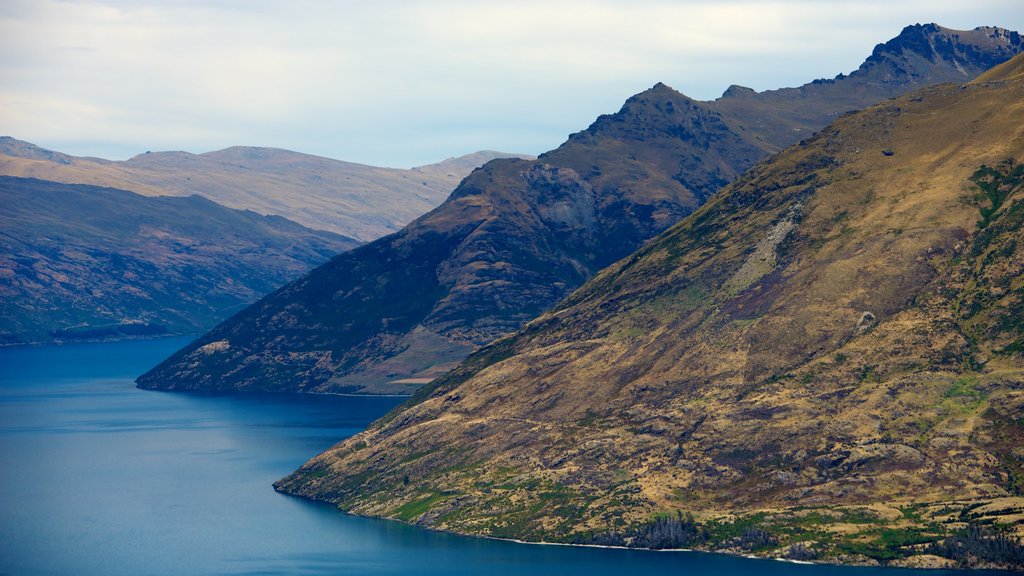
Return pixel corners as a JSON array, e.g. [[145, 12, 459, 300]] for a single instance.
[[1, 0, 1021, 166]]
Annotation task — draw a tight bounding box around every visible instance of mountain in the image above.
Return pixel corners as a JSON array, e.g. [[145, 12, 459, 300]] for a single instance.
[[0, 177, 358, 345], [137, 24, 1024, 395], [708, 24, 1024, 154], [137, 87, 739, 393], [0, 139, 529, 241], [275, 53, 1024, 569]]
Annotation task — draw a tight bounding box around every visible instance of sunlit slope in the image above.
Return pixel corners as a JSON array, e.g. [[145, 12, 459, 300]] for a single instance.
[[277, 54, 1024, 567]]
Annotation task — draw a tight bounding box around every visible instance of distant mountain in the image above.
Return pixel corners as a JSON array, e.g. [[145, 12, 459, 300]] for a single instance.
[[138, 24, 1024, 395], [0, 139, 530, 241], [0, 177, 358, 345], [276, 52, 1024, 569]]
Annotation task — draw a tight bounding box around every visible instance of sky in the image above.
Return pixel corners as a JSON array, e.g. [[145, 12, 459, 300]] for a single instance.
[[1, 1, 1022, 168]]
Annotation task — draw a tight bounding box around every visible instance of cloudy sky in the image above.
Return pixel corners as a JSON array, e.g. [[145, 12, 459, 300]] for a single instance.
[[2, 1, 1022, 167]]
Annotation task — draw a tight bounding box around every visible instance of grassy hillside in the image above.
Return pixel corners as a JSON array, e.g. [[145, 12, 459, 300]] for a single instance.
[[275, 54, 1024, 570]]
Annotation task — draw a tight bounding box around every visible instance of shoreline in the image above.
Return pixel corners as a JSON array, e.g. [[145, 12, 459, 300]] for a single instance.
[[275, 491, 992, 572], [141, 385, 413, 399], [0, 331, 198, 349]]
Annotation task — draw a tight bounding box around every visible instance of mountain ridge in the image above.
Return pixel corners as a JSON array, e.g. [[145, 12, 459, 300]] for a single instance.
[[0, 137, 530, 241], [707, 24, 1024, 156], [138, 24, 1024, 395]]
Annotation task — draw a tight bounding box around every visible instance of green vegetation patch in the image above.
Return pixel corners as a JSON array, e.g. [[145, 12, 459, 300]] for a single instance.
[[391, 492, 453, 522], [939, 375, 988, 416], [833, 526, 940, 561], [971, 160, 1023, 230]]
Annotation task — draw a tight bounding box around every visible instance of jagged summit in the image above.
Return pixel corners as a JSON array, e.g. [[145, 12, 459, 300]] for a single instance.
[[856, 23, 1024, 82], [721, 84, 757, 98], [707, 24, 1024, 157]]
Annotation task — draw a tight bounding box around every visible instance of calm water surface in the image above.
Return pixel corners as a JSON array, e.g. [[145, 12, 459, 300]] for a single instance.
[[0, 338, 996, 575]]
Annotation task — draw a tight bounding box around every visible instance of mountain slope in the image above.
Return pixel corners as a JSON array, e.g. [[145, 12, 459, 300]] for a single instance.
[[138, 24, 1023, 394], [137, 86, 748, 394], [0, 177, 358, 345], [0, 139, 528, 241], [275, 54, 1024, 568]]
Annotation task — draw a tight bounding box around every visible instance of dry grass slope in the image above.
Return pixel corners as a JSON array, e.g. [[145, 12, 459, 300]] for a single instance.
[[276, 54, 1024, 569]]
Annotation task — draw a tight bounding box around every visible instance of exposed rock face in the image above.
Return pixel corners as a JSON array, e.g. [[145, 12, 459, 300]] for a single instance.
[[139, 24, 1024, 394], [0, 177, 358, 345], [276, 54, 1024, 568]]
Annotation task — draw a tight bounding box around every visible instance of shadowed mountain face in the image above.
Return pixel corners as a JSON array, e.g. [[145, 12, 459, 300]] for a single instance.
[[276, 53, 1024, 568], [0, 177, 358, 345], [138, 24, 1023, 394], [0, 139, 528, 242], [137, 87, 736, 394]]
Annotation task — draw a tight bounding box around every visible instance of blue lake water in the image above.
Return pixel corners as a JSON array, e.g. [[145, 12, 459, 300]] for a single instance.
[[0, 338, 997, 575]]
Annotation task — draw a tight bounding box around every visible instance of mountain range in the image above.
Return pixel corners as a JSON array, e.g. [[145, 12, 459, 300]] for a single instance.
[[0, 140, 526, 344], [0, 177, 358, 345], [0, 138, 528, 242], [275, 50, 1024, 570], [138, 24, 1024, 395]]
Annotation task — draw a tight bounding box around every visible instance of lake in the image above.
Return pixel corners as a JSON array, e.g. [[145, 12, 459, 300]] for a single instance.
[[0, 338, 995, 575]]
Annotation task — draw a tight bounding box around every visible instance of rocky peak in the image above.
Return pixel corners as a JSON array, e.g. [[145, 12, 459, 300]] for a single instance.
[[859, 23, 1024, 79], [561, 81, 731, 149]]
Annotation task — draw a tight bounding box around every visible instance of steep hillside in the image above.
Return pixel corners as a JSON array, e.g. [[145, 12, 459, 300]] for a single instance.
[[137, 84, 749, 394], [0, 177, 358, 345], [276, 55, 1024, 569], [138, 24, 1024, 395], [0, 139, 527, 241]]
